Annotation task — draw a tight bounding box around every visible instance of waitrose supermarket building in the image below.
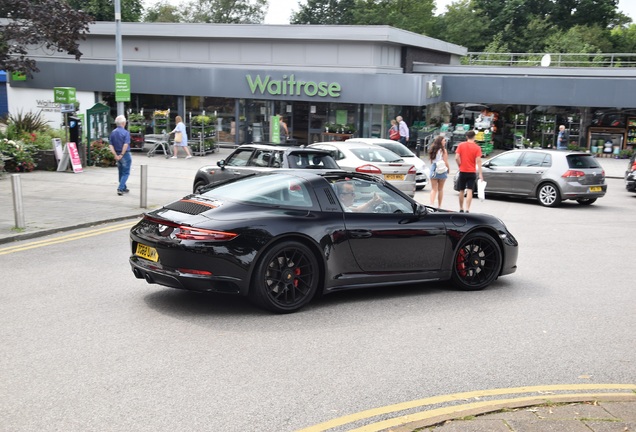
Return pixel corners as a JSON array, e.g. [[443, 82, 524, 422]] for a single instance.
[[6, 22, 636, 150]]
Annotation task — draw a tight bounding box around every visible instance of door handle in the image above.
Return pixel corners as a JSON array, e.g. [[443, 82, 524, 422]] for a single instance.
[[349, 230, 372, 238]]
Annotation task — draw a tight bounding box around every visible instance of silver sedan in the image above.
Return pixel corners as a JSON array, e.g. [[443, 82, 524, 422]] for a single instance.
[[309, 141, 416, 196]]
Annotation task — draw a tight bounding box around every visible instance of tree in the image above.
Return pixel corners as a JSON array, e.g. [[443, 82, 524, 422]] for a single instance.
[[352, 0, 436, 35], [183, 0, 268, 23], [291, 0, 356, 25], [0, 0, 93, 75], [433, 0, 486, 52], [65, 0, 143, 22], [143, 1, 183, 22]]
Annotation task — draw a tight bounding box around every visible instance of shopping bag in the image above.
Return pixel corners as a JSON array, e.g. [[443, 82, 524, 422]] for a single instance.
[[174, 132, 183, 143], [477, 179, 487, 202]]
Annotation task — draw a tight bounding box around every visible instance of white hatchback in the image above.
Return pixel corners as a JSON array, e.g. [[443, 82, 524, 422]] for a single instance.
[[309, 141, 417, 197], [345, 138, 429, 190]]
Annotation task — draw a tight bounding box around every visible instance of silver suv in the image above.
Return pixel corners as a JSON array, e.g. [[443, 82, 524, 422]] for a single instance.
[[454, 149, 607, 207]]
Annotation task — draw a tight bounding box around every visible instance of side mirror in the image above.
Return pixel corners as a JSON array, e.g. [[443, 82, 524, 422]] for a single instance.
[[217, 160, 226, 169]]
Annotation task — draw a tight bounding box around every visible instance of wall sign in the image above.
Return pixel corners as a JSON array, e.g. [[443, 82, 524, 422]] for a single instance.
[[54, 87, 76, 104], [246, 74, 341, 98], [115, 73, 131, 102]]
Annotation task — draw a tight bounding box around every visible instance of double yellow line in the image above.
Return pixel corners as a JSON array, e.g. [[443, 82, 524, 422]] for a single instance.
[[0, 221, 136, 255], [297, 384, 636, 432]]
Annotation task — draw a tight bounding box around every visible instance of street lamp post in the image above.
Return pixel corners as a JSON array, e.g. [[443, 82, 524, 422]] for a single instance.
[[115, 0, 124, 116]]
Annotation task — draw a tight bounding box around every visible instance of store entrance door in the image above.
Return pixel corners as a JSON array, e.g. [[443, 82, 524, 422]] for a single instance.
[[285, 102, 327, 145]]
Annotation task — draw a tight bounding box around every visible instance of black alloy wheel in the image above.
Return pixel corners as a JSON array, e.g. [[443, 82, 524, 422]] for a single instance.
[[537, 183, 562, 207], [451, 232, 502, 291], [193, 179, 207, 194], [250, 241, 320, 313]]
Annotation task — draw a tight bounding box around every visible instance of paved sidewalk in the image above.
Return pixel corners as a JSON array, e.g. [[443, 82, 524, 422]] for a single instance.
[[0, 148, 628, 244]]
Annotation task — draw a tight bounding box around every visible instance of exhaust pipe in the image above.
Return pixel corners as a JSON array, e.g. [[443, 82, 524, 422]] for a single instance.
[[144, 273, 154, 284], [133, 268, 143, 279]]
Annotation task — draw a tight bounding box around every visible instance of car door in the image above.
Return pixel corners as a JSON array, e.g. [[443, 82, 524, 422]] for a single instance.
[[220, 147, 257, 179], [482, 151, 523, 194], [512, 151, 551, 195], [338, 180, 447, 272]]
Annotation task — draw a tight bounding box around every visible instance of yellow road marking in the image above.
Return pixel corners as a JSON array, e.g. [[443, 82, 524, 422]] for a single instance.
[[296, 384, 636, 432], [0, 221, 137, 255], [348, 393, 636, 432]]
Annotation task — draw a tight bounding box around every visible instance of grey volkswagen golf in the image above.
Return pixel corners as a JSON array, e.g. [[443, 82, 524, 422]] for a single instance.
[[454, 149, 607, 207]]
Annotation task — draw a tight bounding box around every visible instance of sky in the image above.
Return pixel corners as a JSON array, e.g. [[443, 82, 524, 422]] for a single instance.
[[142, 0, 636, 25]]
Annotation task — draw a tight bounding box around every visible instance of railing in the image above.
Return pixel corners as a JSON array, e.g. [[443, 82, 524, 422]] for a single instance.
[[464, 52, 636, 67]]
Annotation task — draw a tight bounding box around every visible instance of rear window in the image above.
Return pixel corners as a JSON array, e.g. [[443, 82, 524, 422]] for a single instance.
[[201, 173, 314, 208], [287, 152, 340, 169], [377, 143, 414, 157], [567, 154, 602, 169], [350, 148, 403, 163]]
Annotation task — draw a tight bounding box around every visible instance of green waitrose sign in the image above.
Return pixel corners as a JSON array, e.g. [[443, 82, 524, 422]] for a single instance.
[[246, 74, 341, 98], [54, 87, 77, 104]]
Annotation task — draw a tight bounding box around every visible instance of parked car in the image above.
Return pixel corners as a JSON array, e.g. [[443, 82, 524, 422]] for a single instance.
[[345, 137, 428, 190], [453, 149, 607, 207], [308, 141, 417, 197], [192, 144, 341, 193], [130, 171, 519, 313], [625, 153, 636, 193]]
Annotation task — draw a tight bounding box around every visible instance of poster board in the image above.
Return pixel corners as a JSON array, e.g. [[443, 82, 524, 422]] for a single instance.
[[56, 142, 83, 173], [51, 138, 63, 162]]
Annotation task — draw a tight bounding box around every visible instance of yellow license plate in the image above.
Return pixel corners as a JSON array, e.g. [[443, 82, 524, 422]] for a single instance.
[[384, 174, 405, 181], [589, 186, 602, 192], [136, 243, 159, 262]]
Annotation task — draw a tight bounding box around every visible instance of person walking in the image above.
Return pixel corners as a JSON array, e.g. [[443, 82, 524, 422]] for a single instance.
[[109, 115, 132, 196], [279, 115, 289, 143], [170, 115, 192, 159], [428, 135, 449, 208], [557, 124, 569, 150], [389, 119, 400, 140], [455, 130, 483, 213], [396, 115, 409, 146]]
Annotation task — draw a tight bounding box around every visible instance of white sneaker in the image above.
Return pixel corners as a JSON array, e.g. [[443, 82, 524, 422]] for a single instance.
[[170, 156, 177, 159], [185, 155, 192, 159]]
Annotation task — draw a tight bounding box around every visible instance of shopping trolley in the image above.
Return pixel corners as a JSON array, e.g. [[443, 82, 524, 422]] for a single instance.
[[145, 132, 172, 158]]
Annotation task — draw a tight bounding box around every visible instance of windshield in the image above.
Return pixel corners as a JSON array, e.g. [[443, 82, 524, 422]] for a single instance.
[[350, 148, 403, 163], [201, 173, 314, 208]]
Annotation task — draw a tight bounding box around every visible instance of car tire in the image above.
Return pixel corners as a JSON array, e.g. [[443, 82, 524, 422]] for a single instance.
[[576, 198, 597, 205], [451, 232, 502, 291], [193, 179, 207, 194], [249, 241, 320, 313], [537, 183, 562, 207]]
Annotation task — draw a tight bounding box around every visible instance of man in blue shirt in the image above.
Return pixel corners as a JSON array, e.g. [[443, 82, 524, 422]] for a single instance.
[[109, 115, 132, 195]]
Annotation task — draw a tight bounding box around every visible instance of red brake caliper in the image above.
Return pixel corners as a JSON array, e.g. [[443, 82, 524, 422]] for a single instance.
[[456, 248, 468, 277], [293, 267, 301, 287]]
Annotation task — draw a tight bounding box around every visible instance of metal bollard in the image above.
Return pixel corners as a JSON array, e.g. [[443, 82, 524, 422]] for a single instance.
[[11, 174, 26, 229], [140, 164, 148, 209]]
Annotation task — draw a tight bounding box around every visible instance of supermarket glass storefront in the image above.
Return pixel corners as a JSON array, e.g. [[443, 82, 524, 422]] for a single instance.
[[109, 92, 405, 147]]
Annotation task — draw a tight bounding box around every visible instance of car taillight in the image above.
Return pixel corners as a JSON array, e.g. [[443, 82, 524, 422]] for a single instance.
[[562, 170, 585, 178], [175, 227, 238, 241], [143, 216, 237, 241], [356, 164, 382, 174], [631, 162, 636, 172], [407, 165, 416, 174]]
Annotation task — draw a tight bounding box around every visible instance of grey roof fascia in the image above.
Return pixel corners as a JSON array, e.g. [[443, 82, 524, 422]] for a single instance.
[[413, 64, 636, 78], [87, 22, 466, 55]]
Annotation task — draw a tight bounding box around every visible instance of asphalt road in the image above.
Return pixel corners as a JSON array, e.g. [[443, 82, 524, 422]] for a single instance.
[[0, 178, 634, 432]]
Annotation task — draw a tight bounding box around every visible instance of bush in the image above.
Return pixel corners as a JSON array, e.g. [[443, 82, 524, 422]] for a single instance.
[[0, 139, 37, 172], [619, 149, 634, 159], [89, 139, 116, 167]]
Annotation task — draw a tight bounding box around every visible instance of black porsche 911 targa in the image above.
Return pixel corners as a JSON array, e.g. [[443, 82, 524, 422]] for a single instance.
[[130, 171, 518, 313]]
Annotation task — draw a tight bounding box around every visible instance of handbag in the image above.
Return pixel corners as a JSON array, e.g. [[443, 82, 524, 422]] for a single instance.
[[435, 161, 448, 174], [389, 128, 400, 141], [174, 131, 183, 143]]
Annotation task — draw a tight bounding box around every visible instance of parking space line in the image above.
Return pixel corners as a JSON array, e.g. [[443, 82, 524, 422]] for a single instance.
[[296, 384, 636, 432]]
